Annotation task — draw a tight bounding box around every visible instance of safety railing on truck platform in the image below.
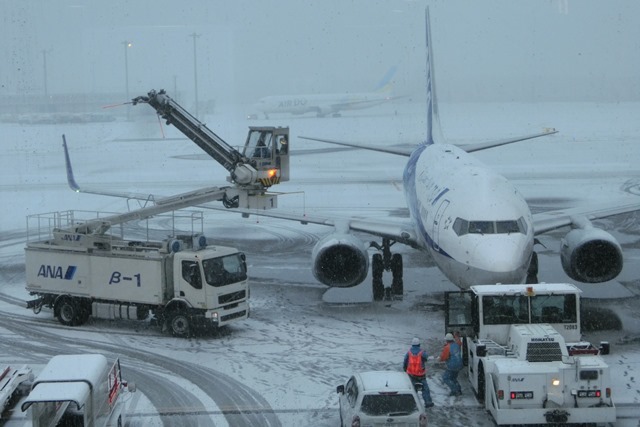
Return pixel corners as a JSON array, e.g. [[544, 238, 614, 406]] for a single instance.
[[26, 210, 205, 246]]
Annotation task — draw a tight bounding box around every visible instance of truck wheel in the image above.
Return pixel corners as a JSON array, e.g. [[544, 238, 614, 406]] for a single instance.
[[57, 297, 78, 326], [476, 363, 485, 403], [169, 312, 191, 337], [75, 299, 91, 325], [76, 307, 90, 325]]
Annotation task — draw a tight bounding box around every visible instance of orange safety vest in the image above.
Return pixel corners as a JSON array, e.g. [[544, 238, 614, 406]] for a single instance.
[[406, 350, 426, 377]]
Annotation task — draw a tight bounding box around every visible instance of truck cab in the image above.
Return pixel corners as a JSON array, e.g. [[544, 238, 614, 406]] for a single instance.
[[444, 284, 615, 426], [166, 245, 249, 334]]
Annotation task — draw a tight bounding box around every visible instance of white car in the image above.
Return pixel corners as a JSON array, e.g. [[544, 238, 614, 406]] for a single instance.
[[336, 371, 428, 427]]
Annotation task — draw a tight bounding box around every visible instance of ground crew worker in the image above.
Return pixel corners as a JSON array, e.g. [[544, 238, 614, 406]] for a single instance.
[[440, 333, 463, 396], [453, 330, 462, 346], [403, 337, 434, 408]]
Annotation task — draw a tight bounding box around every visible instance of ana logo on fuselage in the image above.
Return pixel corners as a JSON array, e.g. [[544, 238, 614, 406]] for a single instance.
[[278, 98, 307, 109], [60, 234, 81, 241], [37, 265, 77, 280]]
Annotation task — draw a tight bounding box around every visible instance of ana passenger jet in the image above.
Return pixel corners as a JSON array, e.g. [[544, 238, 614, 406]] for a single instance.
[[63, 10, 640, 300], [288, 9, 640, 298]]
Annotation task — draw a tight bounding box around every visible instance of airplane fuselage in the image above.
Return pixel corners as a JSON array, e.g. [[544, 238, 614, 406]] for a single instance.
[[255, 92, 390, 117], [404, 143, 534, 288]]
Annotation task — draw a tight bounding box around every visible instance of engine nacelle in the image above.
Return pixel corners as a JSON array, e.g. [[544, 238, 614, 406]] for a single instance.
[[315, 106, 334, 117], [560, 227, 623, 283], [311, 233, 369, 287]]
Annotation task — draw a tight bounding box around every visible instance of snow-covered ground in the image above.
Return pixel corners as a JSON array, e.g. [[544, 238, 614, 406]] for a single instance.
[[1, 101, 640, 425]]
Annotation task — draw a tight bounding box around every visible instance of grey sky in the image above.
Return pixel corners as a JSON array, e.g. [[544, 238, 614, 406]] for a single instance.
[[2, 0, 639, 104]]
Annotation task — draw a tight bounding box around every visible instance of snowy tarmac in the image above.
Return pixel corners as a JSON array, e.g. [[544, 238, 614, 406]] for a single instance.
[[1, 101, 640, 425]]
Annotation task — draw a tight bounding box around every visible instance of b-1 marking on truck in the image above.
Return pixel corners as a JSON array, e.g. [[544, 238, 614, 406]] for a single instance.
[[109, 271, 141, 287]]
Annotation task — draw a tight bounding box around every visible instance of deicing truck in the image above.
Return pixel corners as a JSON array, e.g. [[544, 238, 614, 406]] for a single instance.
[[21, 354, 134, 427], [445, 283, 615, 426], [25, 210, 249, 336]]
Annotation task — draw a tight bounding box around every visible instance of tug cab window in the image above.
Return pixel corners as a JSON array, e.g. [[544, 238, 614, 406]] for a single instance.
[[531, 294, 577, 323], [482, 295, 529, 324]]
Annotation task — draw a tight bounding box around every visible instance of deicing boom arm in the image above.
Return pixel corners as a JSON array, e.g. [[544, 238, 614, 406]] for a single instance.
[[132, 90, 257, 185]]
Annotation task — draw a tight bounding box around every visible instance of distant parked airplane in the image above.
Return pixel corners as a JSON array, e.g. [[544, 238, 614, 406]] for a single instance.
[[251, 66, 398, 119]]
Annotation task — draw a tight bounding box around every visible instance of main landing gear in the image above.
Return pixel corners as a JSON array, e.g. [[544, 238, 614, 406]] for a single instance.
[[370, 238, 403, 301], [526, 251, 539, 284], [526, 238, 544, 284]]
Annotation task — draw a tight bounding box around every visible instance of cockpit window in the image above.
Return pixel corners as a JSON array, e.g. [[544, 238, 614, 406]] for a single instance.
[[496, 220, 520, 234], [469, 221, 494, 234], [517, 216, 528, 234], [453, 218, 468, 236], [453, 216, 527, 236]]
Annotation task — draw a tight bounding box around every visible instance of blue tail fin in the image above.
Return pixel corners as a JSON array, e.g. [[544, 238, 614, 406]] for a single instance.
[[425, 8, 443, 145], [374, 65, 398, 92], [62, 135, 81, 192]]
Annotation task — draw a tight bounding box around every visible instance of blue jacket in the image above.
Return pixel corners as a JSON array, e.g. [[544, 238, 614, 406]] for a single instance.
[[442, 341, 463, 371]]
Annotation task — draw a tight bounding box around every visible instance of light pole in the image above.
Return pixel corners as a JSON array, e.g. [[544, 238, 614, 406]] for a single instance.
[[42, 49, 51, 111], [123, 40, 132, 120], [173, 75, 178, 101], [190, 33, 200, 119]]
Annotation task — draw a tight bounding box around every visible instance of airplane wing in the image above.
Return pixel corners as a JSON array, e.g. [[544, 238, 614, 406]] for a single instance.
[[300, 129, 558, 157], [299, 136, 415, 156], [215, 206, 419, 247], [532, 198, 640, 235], [459, 129, 558, 153], [64, 137, 419, 246]]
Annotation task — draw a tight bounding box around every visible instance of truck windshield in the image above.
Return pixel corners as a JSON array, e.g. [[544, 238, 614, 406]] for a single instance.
[[531, 294, 577, 324], [482, 294, 578, 325], [202, 253, 247, 287], [482, 295, 529, 325]]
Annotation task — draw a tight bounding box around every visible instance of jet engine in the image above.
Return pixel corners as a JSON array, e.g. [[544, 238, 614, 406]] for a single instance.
[[560, 227, 623, 283], [314, 106, 334, 118], [311, 233, 369, 287]]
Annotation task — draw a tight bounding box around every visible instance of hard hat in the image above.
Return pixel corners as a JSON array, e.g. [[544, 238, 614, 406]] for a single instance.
[[445, 333, 454, 341], [411, 337, 420, 346]]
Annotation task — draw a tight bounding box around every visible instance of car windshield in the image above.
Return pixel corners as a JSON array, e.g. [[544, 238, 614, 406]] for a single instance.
[[360, 393, 418, 416]]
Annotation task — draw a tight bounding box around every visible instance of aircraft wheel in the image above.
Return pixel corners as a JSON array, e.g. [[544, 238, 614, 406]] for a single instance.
[[56, 297, 78, 326], [169, 312, 191, 337], [526, 251, 538, 284], [391, 253, 403, 298], [372, 253, 384, 301]]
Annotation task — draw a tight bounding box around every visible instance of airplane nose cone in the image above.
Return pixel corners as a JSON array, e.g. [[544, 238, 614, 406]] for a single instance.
[[472, 238, 528, 283]]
